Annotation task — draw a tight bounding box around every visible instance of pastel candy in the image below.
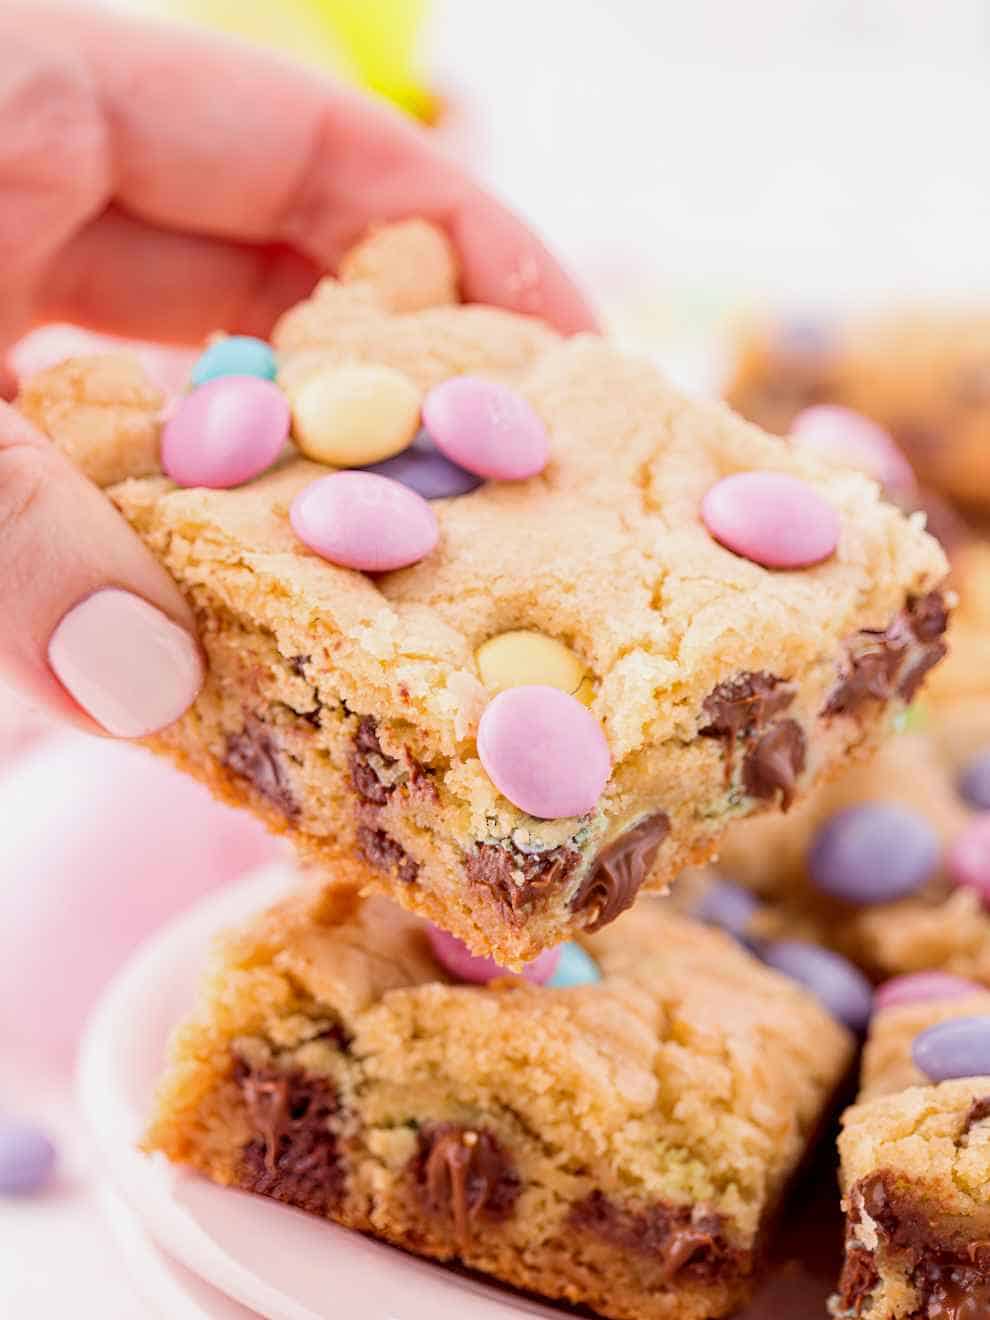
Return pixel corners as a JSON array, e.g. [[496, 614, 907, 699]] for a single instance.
[[422, 376, 549, 480], [874, 972, 984, 1014], [289, 363, 421, 467], [807, 804, 940, 905], [426, 923, 560, 985], [190, 335, 277, 386], [760, 939, 873, 1031], [162, 376, 289, 489], [363, 429, 482, 499], [959, 749, 990, 810], [0, 1121, 56, 1195], [947, 815, 990, 903], [476, 630, 593, 705], [290, 471, 438, 572], [692, 877, 760, 942], [476, 685, 610, 820], [913, 1015, 990, 1082], [701, 471, 840, 569], [547, 942, 602, 988], [790, 405, 916, 497]]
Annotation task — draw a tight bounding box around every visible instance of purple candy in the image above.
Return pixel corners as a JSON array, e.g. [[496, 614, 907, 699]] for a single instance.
[[759, 939, 873, 1031], [912, 1015, 990, 1082], [947, 815, 990, 904], [874, 972, 983, 1014], [362, 429, 482, 500], [959, 750, 990, 811], [693, 877, 760, 942], [0, 1122, 56, 1195], [807, 804, 940, 905]]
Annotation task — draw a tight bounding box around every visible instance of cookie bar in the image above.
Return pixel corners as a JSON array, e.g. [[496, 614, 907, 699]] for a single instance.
[[724, 311, 990, 514], [19, 222, 948, 965], [145, 881, 853, 1320], [835, 991, 990, 1318]]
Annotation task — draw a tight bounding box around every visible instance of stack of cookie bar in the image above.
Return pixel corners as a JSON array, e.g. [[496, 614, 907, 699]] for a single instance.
[[21, 224, 973, 1318]]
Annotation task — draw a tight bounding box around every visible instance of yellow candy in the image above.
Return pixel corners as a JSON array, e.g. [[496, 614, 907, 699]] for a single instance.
[[476, 631, 594, 706], [289, 364, 421, 467]]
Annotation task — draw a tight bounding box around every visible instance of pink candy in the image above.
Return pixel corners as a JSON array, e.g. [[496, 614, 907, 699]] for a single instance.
[[426, 924, 560, 985], [477, 685, 610, 820], [422, 376, 549, 480], [162, 376, 289, 488], [701, 471, 840, 569], [947, 816, 990, 904], [790, 405, 916, 498], [873, 972, 983, 1014], [290, 471, 439, 572]]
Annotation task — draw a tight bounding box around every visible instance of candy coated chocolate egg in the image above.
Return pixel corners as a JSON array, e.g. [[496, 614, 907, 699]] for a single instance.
[[477, 685, 610, 819], [289, 363, 421, 467], [547, 942, 602, 988], [0, 1122, 56, 1195], [426, 924, 560, 985], [760, 939, 872, 1031], [701, 471, 840, 569], [190, 336, 277, 386], [959, 750, 990, 810], [913, 1015, 990, 1082], [362, 429, 482, 499], [874, 972, 984, 1014], [290, 471, 438, 572], [947, 815, 990, 903], [808, 804, 940, 905], [692, 877, 760, 942], [162, 376, 289, 488], [476, 631, 593, 705], [423, 376, 549, 480], [791, 405, 915, 497]]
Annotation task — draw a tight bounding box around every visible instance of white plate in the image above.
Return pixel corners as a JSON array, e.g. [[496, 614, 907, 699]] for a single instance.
[[77, 863, 567, 1320]]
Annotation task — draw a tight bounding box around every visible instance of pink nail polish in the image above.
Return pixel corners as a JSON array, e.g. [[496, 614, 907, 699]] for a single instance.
[[48, 589, 203, 737]]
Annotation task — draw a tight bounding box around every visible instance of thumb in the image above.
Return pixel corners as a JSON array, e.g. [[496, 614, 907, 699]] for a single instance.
[[0, 400, 203, 735]]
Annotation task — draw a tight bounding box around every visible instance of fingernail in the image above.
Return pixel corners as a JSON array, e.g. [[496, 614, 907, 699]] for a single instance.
[[48, 588, 203, 737]]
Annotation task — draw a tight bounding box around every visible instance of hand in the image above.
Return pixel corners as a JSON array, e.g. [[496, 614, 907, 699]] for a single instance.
[[0, 2, 596, 738]]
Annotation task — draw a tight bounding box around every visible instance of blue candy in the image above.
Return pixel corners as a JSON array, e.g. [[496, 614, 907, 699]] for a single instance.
[[547, 942, 602, 989], [190, 336, 277, 387], [0, 1121, 56, 1195], [363, 429, 482, 500]]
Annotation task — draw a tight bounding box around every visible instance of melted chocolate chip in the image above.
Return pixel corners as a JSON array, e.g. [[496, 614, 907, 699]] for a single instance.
[[224, 718, 299, 819], [700, 671, 796, 781], [465, 843, 581, 920], [742, 719, 806, 810], [568, 1190, 745, 1286], [412, 1124, 520, 1249], [824, 592, 949, 717], [233, 1061, 345, 1216], [837, 1244, 880, 1314], [569, 813, 670, 932], [356, 825, 418, 885]]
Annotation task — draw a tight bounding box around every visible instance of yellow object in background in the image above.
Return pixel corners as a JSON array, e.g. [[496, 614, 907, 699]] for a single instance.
[[162, 0, 436, 120]]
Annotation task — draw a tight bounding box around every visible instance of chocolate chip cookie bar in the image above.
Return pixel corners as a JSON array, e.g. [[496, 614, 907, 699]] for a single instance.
[[145, 879, 853, 1320], [835, 990, 990, 1318], [724, 311, 990, 514], [19, 222, 948, 965]]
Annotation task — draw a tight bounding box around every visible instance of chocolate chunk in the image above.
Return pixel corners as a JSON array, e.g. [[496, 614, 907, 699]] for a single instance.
[[569, 813, 669, 932], [700, 671, 796, 777], [568, 1190, 744, 1286], [742, 719, 806, 810], [224, 718, 299, 819], [350, 717, 395, 806], [908, 591, 950, 644], [824, 592, 949, 717], [357, 824, 418, 885], [233, 1061, 345, 1216], [837, 1245, 879, 1314], [962, 1095, 990, 1139], [412, 1124, 520, 1249], [288, 655, 310, 677], [466, 842, 581, 919]]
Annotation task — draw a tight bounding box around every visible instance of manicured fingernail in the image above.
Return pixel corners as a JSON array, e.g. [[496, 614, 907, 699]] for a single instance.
[[48, 588, 202, 737]]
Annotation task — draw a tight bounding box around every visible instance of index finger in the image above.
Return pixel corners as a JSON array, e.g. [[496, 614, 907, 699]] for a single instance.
[[25, 3, 598, 334]]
